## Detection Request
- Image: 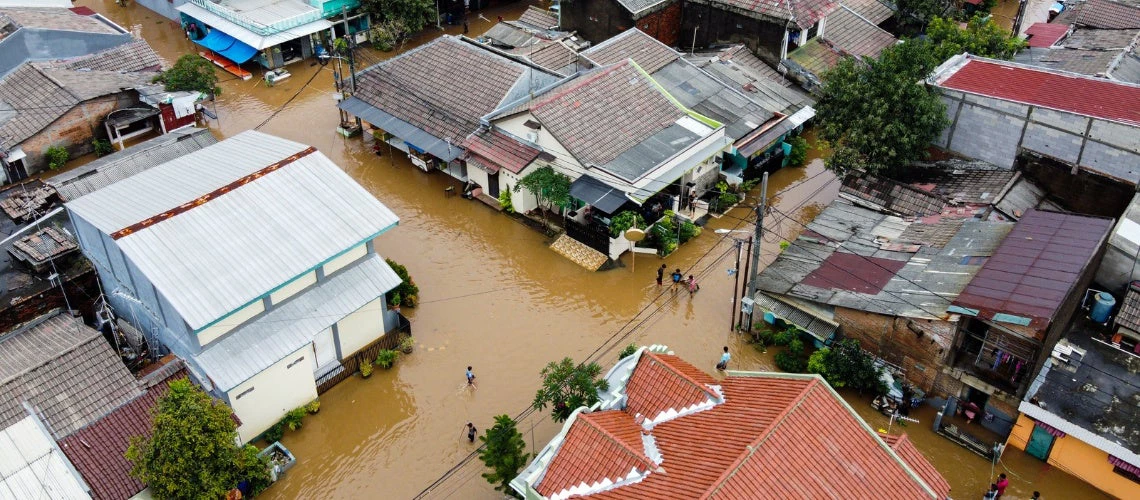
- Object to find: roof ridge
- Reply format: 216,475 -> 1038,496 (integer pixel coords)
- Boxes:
531,59 -> 635,112
579,412 -> 654,469
640,351 -> 720,401
698,378 -> 820,499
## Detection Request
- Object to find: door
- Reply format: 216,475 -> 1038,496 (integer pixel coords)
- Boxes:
311,328 -> 338,376
1025,425 -> 1055,461
488,172 -> 500,198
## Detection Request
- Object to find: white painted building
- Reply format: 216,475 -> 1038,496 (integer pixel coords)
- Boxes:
66,131 -> 404,442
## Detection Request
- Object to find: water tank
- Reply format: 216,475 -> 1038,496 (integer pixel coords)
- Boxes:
1091,292 -> 1116,323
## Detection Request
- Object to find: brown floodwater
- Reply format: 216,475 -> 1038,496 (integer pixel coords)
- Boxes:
76,1 -> 1106,498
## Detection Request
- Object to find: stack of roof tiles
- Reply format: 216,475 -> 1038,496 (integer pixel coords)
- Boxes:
528,351 -> 950,499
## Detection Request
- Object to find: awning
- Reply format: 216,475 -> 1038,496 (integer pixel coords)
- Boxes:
338,96 -> 462,161
193,29 -> 258,64
177,2 -> 333,51
571,175 -> 628,215
754,293 -> 839,343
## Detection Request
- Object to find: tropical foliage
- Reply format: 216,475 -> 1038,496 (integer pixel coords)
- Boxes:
927,15 -> 1026,61
807,339 -> 889,394
153,54 -> 219,95
479,415 -> 529,497
385,258 -> 419,307
533,357 -> 609,422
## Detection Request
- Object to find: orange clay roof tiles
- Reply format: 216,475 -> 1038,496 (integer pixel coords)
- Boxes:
625,352 -> 720,422
884,434 -> 953,499
533,354 -> 948,499
535,410 -> 655,497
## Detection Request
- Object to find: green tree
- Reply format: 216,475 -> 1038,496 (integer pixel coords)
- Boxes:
785,136 -> 809,167
807,339 -> 889,394
516,166 -> 572,227
927,15 -> 1026,61
609,210 -> 645,238
153,54 -> 220,96
533,357 -> 609,422
895,0 -> 951,30
385,257 -> 419,307
479,414 -> 529,496
816,39 -> 948,176
126,379 -> 269,499
362,0 -> 435,40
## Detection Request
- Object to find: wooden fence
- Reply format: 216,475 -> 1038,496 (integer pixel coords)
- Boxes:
316,313 -> 412,394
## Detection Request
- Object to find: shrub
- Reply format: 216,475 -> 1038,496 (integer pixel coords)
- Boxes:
390,292 -> 402,307
786,136 -> 809,167
661,239 -> 678,256
385,258 -> 419,307
282,408 -> 306,431
360,360 -> 373,378
305,399 -> 320,414
618,344 -> 638,361
498,189 -> 514,213
718,191 -> 740,209
807,339 -> 887,394
153,54 -> 220,95
92,139 -> 113,157
610,210 -> 645,238
779,240 -> 791,251
398,335 -> 415,353
235,444 -> 272,496
775,339 -> 808,372
264,423 -> 285,443
375,349 -> 399,369
533,358 -> 608,422
678,220 -> 701,243
44,146 -> 68,170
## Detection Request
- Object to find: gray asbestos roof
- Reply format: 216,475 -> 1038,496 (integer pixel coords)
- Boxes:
0,8 -> 131,78
1014,27 -> 1140,83
756,199 -> 1014,319
47,127 -> 218,201
581,29 -> 680,74
196,254 -> 401,391
66,131 -> 400,330
616,0 -> 672,16
0,312 -> 142,438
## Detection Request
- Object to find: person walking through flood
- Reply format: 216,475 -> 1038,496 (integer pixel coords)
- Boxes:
687,275 -> 700,295
656,264 -> 666,286
716,346 -> 730,370
670,269 -> 683,292
465,422 -> 477,443
466,366 -> 476,388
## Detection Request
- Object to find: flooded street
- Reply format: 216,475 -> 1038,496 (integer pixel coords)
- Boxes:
76,1 -> 1105,498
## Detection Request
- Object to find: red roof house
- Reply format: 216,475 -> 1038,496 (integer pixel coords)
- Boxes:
512,348 -> 951,499
1024,23 -> 1070,47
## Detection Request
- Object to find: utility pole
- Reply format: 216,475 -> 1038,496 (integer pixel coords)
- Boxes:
729,239 -> 743,332
746,172 -> 768,331
739,235 -> 753,330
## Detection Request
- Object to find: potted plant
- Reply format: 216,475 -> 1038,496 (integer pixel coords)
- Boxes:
305,399 -> 320,414
398,334 -> 415,354
360,359 -> 374,378
282,408 -> 305,431
375,349 -> 398,369
389,292 -> 401,313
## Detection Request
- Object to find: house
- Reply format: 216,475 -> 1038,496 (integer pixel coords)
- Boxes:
476,8 -> 590,76
339,35 -> 562,182
511,346 -> 951,499
754,196 -> 1015,396
685,45 -> 816,118
175,0 -> 370,74
1007,318 -> 1140,498
927,54 -> 1140,214
941,209 -> 1113,422
0,311 -> 143,440
1015,24 -> 1140,84
782,3 -> 897,91
682,0 -> 840,64
65,130 -> 407,443
1095,194 -> 1140,293
0,7 -> 165,181
483,58 -> 729,264
58,360 -> 191,500
0,412 -> 91,499
558,0 -> 683,46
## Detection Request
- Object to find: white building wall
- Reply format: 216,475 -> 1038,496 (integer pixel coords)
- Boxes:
468,165 -> 491,193
229,345 -> 318,443
270,270 -> 317,305
323,244 -> 367,276
197,300 -> 266,346
336,296 -> 387,357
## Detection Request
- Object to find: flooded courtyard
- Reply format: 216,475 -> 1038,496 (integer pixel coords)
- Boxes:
75,1 -> 1108,498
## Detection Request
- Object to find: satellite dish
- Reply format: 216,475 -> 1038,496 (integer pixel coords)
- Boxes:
625,228 -> 646,242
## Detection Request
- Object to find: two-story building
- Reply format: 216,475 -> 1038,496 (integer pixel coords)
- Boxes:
66,130 -> 406,442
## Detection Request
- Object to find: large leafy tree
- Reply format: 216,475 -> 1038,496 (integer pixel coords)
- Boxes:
807,339 -> 888,394
126,379 -> 270,499
479,415 -> 529,496
533,357 -> 609,422
816,39 -> 949,176
153,54 -> 220,96
927,15 -> 1026,61
516,166 -> 572,226
362,0 -> 435,35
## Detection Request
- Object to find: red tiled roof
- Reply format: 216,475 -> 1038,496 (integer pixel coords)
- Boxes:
462,129 -> 543,174
535,355 -> 947,499
1025,23 -> 1069,47
952,209 -> 1113,330
59,369 -> 189,500
802,252 -> 907,294
884,434 -> 953,499
625,352 -> 719,422
937,58 -> 1140,126
536,410 -> 655,497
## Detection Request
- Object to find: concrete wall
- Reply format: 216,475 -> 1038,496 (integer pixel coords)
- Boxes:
636,2 -> 683,47
937,89 -> 1140,185
270,270 -> 318,305
680,4 -> 787,64
833,307 -> 956,393
1017,154 -> 1134,219
196,300 -> 265,346
1007,414 -> 1139,499
19,93 -> 138,176
136,0 -> 187,21
561,0 -> 636,44
336,296 -> 387,356
323,243 -> 367,276
228,345 -> 318,443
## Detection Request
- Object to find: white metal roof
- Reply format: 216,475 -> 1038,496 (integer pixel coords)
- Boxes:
195,254 -> 402,391
0,416 -> 90,500
66,131 -> 400,330
176,2 -> 333,51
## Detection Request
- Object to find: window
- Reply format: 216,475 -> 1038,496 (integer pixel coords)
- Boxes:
235,387 -> 255,399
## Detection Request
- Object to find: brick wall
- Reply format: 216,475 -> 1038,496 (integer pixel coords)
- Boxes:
18,93 -> 138,175
681,3 -> 786,63
834,307 -> 957,393
636,2 -> 682,47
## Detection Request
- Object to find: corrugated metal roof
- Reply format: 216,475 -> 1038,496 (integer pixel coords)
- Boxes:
0,416 -> 90,500
953,209 -> 1114,329
47,128 -> 218,201
195,254 -> 401,391
66,131 -> 399,330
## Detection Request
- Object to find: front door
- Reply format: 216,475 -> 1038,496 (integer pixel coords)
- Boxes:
488,172 -> 500,198
1025,425 -> 1055,461
311,328 -> 338,376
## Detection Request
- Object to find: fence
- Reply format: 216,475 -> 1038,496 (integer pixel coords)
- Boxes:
316,313 -> 412,393
565,219 -> 611,255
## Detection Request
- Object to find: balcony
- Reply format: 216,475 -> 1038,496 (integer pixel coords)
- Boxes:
188,0 -> 323,36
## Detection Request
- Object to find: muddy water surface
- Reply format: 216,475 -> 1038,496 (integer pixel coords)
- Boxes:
77,2 -> 1106,498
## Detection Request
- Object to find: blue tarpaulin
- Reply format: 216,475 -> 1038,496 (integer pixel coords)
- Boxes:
193,30 -> 258,64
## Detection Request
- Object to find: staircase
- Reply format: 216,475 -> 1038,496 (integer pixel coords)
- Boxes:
550,234 -> 608,271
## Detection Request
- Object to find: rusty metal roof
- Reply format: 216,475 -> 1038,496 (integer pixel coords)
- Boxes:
952,209 -> 1114,329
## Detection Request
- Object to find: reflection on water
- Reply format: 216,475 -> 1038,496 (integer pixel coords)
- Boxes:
74,1 -> 1107,498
